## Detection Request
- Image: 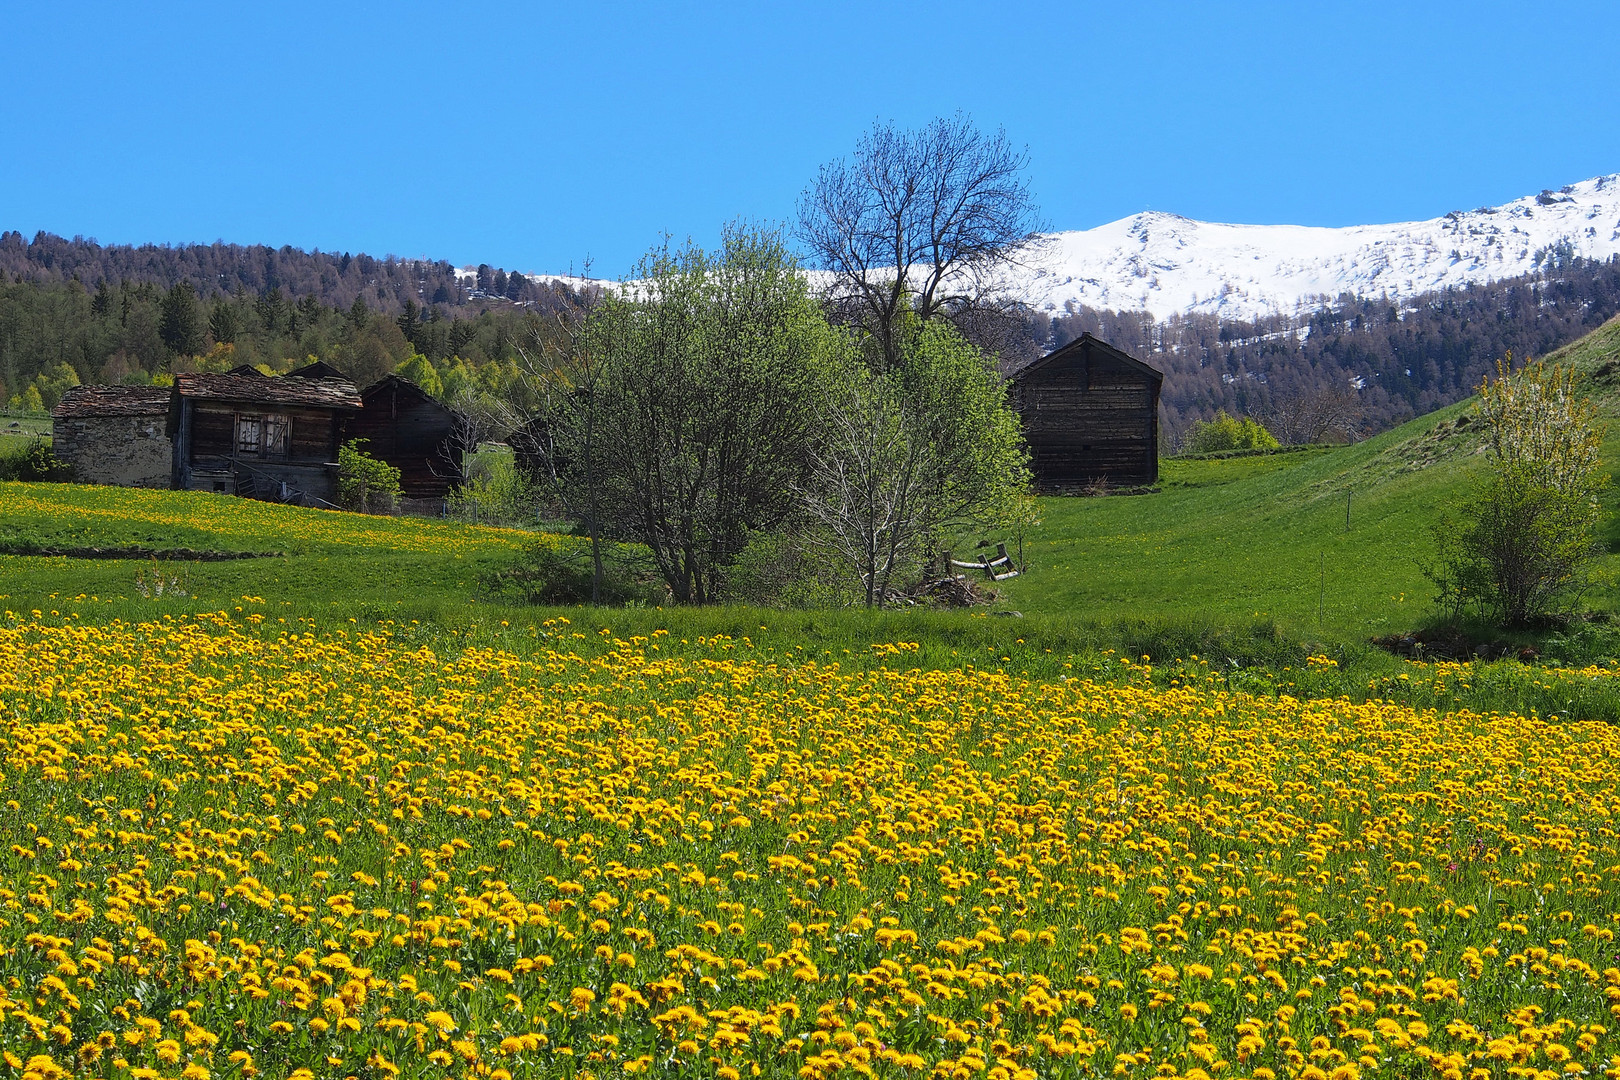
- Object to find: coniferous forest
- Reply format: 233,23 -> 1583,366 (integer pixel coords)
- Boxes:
4,228 -> 1619,442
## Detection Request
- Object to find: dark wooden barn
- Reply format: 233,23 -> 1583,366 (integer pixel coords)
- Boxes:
169,370 -> 363,503
350,375 -> 464,500
1007,333 -> 1163,489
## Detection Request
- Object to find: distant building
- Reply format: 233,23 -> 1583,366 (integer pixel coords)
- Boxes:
347,374 -> 464,502
170,371 -> 364,502
49,369 -> 464,509
1007,334 -> 1163,489
51,386 -> 174,488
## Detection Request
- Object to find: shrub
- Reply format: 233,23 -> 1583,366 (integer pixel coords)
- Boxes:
337,439 -> 403,514
483,538 -> 665,606
723,529 -> 858,608
1183,411 -> 1280,454
447,450 -> 540,527
1426,359 -> 1605,627
0,440 -> 71,482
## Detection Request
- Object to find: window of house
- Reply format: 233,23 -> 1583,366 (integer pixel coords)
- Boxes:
263,414 -> 289,455
237,415 -> 261,454
237,413 -> 291,455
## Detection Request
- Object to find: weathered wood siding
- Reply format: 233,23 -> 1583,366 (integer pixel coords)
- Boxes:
177,401 -> 345,502
349,379 -> 461,499
1010,337 -> 1161,488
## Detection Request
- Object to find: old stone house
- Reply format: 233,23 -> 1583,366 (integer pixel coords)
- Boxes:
50,386 -> 175,488
51,369 -> 464,508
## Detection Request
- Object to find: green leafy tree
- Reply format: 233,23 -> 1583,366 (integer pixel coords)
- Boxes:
1428,359 -> 1606,627
13,384 -> 44,413
797,318 -> 1031,605
394,354 -> 443,398
337,439 -> 403,514
553,225 -> 840,604
31,362 -> 81,411
1184,410 -> 1280,453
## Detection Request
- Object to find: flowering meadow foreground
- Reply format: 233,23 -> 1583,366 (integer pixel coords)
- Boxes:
1,613 -> 1618,1080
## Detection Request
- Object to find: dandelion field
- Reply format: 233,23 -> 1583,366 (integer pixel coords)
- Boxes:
3,610 -> 1620,1080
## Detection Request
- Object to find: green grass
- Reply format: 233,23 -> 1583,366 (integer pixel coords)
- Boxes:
995,315 -> 1620,642
0,409 -> 50,441
0,481 -> 537,623
6,316 -> 1620,720
995,404 -> 1483,640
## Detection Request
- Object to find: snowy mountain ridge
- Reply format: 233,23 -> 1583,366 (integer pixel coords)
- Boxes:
1006,174 -> 1620,321
465,174 -> 1620,323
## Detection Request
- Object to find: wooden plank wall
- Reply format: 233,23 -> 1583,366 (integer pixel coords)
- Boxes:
348,389 -> 460,499
187,404 -> 340,464
1014,352 -> 1159,486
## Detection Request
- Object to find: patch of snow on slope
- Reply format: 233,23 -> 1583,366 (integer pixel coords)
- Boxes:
455,175 -> 1620,322
1003,174 -> 1620,320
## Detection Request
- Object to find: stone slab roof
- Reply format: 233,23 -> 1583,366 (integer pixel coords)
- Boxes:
174,372 -> 362,410
51,385 -> 174,419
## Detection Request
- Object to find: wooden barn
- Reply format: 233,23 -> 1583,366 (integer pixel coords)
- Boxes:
1007,333 -> 1163,489
169,370 -> 363,503
349,374 -> 464,500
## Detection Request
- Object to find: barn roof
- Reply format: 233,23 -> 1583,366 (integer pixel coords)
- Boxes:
1006,332 -> 1163,384
52,385 -> 173,419
174,371 -> 363,409
286,360 -> 347,380
360,373 -> 456,415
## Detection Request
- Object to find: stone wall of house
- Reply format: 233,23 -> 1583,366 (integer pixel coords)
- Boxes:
52,414 -> 173,487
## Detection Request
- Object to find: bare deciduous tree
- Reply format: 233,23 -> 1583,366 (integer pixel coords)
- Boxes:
445,385 -> 521,482
1264,381 -> 1365,445
513,290 -> 612,602
796,372 -> 936,607
797,113 -> 1042,370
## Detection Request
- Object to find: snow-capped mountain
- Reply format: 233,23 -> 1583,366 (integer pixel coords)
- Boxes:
1007,174 -> 1620,321
466,175 -> 1620,323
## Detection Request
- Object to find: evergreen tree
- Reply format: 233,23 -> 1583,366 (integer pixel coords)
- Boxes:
396,299 -> 421,349
448,319 -> 475,357
209,301 -> 239,345
158,283 -> 203,357
256,287 -> 285,336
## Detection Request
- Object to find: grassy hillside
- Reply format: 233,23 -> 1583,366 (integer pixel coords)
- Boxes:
1000,315 -> 1620,641
0,482 -> 535,622
1,316 -> 1619,719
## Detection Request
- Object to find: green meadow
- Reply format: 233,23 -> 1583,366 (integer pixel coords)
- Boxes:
4,316 -> 1620,720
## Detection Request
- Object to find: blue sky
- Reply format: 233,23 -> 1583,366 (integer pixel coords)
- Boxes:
2,1 -> 1617,278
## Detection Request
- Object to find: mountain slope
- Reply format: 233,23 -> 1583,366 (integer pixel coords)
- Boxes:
999,314 -> 1620,640
1007,174 -> 1620,320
